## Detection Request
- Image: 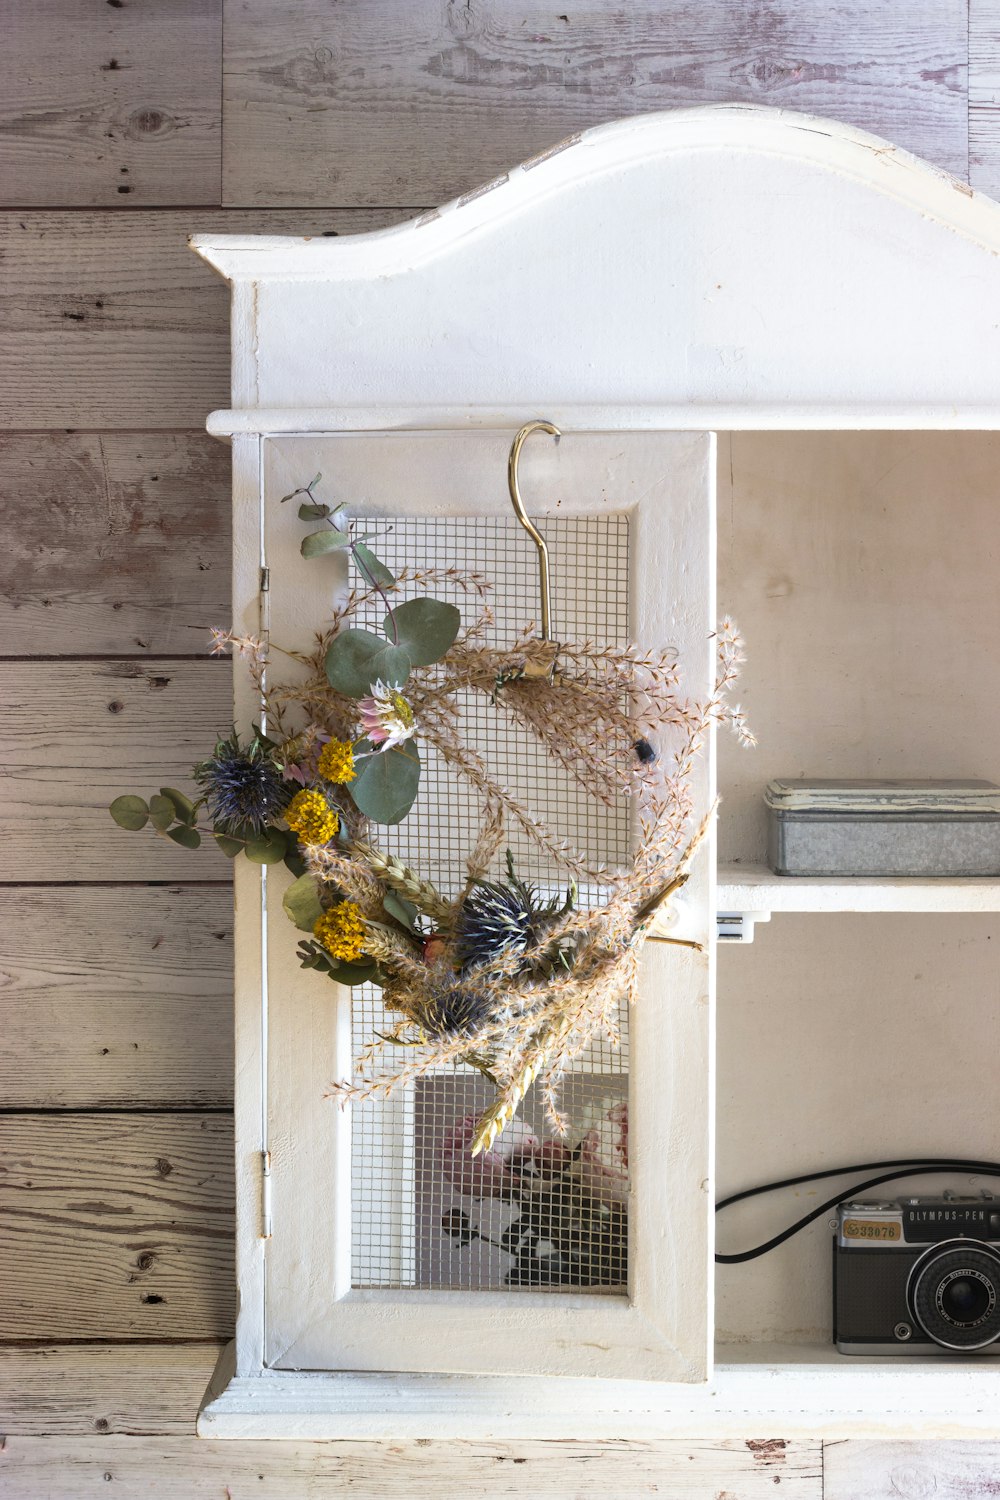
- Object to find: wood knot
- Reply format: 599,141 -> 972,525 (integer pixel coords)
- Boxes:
126,108 -> 172,139
445,0 -> 484,37
154,1156 -> 173,1178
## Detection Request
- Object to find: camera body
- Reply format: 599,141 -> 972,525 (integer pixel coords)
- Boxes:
834,1195 -> 1000,1354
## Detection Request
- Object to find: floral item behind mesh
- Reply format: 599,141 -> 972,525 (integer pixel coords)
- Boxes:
439,1103 -> 627,1287
110,471 -> 753,1154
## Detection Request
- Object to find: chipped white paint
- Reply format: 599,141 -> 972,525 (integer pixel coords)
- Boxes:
195,106 -> 1000,1437
193,106 -> 1000,432
255,430 -> 715,1386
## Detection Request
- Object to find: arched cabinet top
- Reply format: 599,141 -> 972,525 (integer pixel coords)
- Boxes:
192,105 -> 1000,431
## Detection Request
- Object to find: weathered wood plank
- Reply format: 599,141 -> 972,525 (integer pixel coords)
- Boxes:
824,1439 -> 1000,1498
0,433 -> 229,655
0,209 -> 408,429
2,0 -> 222,207
0,886 -> 232,1108
0,1344 -> 219,1435
0,1434 -> 822,1497
0,1115 -> 233,1341
0,658 -> 232,881
970,0 -> 1000,197
222,0 -> 967,208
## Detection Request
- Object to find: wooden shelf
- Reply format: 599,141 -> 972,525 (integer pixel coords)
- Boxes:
717,864 -> 1000,914
198,1340 -> 1000,1439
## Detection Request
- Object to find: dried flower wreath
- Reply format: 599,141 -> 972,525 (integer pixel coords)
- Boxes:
111,428 -> 752,1156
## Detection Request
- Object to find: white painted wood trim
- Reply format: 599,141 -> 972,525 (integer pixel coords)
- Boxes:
231,433 -> 267,1377
256,429 -> 715,1385
718,865 -> 1000,914
206,405 -> 1000,438
198,1340 -> 1000,1441
191,105 -> 1000,426
190,105 -> 1000,281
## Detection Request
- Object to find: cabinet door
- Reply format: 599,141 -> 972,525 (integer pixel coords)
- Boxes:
246,427 -> 716,1382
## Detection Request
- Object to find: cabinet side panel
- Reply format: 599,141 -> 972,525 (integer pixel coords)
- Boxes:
230,434 -> 267,1376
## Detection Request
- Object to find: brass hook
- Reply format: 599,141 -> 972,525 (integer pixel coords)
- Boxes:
507,420 -> 561,642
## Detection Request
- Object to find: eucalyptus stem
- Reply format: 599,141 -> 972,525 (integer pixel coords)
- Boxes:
350,538 -> 399,645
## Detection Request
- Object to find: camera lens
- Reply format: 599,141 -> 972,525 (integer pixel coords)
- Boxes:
908,1243 -> 1000,1350
940,1276 -> 990,1323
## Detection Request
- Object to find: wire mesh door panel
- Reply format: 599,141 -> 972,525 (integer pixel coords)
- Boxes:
260,430 -> 715,1382
348,514 -> 630,1293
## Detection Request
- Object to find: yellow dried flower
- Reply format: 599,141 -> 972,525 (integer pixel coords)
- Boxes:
285,789 -> 339,845
314,901 -> 367,963
318,738 -> 356,785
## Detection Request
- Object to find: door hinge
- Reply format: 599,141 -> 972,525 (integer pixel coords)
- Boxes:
260,1149 -> 272,1240
259,565 -> 270,593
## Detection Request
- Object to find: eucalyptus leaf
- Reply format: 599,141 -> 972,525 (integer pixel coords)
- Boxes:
147,793 -> 176,831
296,940 -> 332,973
326,958 -> 379,986
244,827 -> 289,864
354,543 -> 395,588
324,628 -> 386,698
282,872 -> 325,932
368,643 -> 411,690
160,786 -> 196,825
385,597 -> 461,665
298,502 -> 330,520
109,795 -> 148,831
301,528 -> 353,559
166,824 -> 201,850
351,739 -> 421,825
383,889 -> 419,932
284,844 -> 308,878
214,832 -> 244,858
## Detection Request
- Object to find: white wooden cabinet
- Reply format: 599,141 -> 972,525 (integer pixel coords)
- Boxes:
194,106 -> 1000,1438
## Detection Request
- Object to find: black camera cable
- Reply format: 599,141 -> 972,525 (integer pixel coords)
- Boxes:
715,1157 -> 1000,1264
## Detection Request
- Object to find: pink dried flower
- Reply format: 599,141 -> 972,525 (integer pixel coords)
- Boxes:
439,1115 -> 540,1199
358,680 -> 416,752
575,1099 -> 629,1206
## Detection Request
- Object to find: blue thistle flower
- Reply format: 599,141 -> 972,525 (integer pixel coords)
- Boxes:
420,983 -> 497,1039
194,730 -> 291,837
455,852 -> 578,978
455,852 -> 575,976
456,879 -> 533,974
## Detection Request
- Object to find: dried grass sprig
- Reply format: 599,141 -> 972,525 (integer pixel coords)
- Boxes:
222,529 -> 750,1147
352,843 -> 452,924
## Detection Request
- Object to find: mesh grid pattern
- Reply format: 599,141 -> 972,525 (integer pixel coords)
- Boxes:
349,514 -> 630,1292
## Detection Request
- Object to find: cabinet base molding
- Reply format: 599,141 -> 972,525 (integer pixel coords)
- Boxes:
198,1341 -> 1000,1440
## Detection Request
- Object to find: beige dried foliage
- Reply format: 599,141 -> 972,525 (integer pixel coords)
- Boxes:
217,557 -> 750,1145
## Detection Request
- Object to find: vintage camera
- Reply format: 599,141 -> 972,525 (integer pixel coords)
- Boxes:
834,1194 -> 1000,1353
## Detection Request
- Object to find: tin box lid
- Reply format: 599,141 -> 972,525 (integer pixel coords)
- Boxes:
764,778 -> 1000,815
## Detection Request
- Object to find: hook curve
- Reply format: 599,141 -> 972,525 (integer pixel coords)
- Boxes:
507,420 -> 561,641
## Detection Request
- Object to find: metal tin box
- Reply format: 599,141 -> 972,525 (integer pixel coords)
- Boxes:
765,779 -> 1000,877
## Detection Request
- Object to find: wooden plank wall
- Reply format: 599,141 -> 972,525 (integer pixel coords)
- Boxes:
2,3 -> 999,1495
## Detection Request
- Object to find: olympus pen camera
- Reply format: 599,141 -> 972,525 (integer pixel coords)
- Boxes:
834,1195 -> 1000,1353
